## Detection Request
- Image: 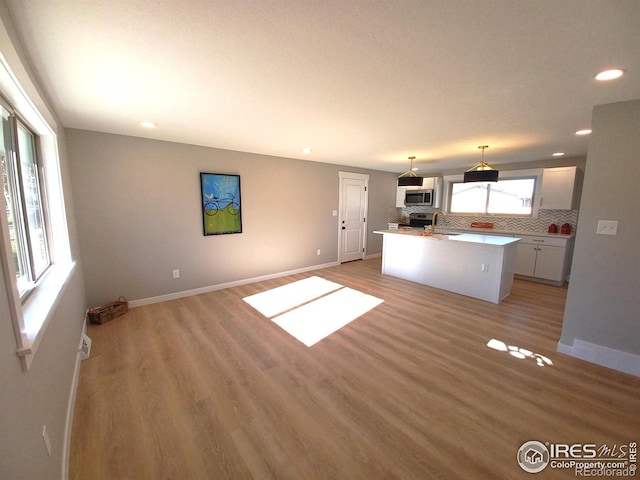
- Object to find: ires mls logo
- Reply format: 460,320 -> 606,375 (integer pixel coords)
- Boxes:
517,441 -> 550,473
517,440 -> 637,476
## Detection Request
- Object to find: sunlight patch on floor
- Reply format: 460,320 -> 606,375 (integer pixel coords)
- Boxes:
272,287 -> 384,347
487,338 -> 554,367
243,276 -> 383,347
243,276 -> 342,317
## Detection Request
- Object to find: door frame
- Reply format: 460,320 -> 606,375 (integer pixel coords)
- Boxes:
338,171 -> 369,263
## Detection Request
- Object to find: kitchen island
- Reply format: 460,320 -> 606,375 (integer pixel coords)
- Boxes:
374,229 -> 520,303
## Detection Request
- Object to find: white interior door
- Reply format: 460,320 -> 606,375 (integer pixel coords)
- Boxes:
339,172 -> 368,263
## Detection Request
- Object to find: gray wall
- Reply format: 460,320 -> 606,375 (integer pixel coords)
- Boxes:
0,6 -> 87,479
560,99 -> 640,355
0,268 -> 86,479
66,129 -> 397,307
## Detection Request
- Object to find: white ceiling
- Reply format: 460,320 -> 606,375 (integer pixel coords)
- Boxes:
6,0 -> 640,174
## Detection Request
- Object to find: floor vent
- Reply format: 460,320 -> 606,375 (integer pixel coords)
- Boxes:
79,333 -> 92,360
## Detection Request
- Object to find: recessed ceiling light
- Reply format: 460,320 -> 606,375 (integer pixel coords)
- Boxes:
138,121 -> 157,128
302,147 -> 312,154
576,129 -> 592,135
595,68 -> 625,81
552,152 -> 565,157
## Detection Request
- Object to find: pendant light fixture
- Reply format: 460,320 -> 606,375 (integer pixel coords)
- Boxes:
464,145 -> 499,183
398,156 -> 424,187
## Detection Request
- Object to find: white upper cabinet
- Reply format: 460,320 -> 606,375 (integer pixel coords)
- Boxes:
432,176 -> 443,208
421,177 -> 436,189
539,166 -> 581,210
395,186 -> 407,207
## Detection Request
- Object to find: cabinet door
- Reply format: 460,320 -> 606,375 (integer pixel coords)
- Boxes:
396,187 -> 407,207
515,243 -> 537,276
533,245 -> 566,281
432,177 -> 443,208
421,177 -> 435,189
540,166 -> 576,210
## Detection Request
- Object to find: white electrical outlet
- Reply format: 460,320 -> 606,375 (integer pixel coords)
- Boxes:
481,264 -> 489,272
596,220 -> 618,235
172,269 -> 180,279
42,425 -> 52,456
332,210 -> 338,216
316,249 -> 321,256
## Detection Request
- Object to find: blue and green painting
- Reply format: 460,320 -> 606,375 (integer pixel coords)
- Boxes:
200,173 -> 242,235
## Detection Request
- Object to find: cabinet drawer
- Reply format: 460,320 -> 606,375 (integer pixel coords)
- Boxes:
516,235 -> 568,247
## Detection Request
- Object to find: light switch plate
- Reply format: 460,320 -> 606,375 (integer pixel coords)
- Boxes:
596,220 -> 618,235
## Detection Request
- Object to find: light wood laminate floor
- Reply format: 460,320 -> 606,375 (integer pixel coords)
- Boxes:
70,258 -> 639,479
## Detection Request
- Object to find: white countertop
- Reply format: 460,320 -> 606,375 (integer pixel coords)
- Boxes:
448,233 -> 520,246
374,229 -> 520,246
433,226 -> 574,238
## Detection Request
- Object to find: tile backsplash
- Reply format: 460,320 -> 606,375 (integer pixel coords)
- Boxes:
389,206 -> 578,234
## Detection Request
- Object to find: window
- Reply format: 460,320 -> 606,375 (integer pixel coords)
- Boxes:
1,102 -> 51,299
0,54 -> 74,371
450,177 -> 536,215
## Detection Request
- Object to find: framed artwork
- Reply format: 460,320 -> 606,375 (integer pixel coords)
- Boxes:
200,173 -> 242,235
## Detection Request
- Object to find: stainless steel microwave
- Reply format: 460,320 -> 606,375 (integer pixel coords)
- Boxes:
404,189 -> 433,206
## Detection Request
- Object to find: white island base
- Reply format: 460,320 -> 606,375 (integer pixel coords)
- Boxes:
374,230 -> 520,304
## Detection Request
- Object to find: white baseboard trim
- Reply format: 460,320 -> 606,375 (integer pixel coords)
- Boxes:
129,261 -> 341,308
556,341 -> 573,356
557,339 -> 640,377
365,252 -> 382,260
62,320 -> 86,479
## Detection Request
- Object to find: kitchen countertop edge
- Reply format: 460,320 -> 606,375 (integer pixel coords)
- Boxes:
435,227 -> 574,238
387,225 -> 575,238
374,229 -> 521,247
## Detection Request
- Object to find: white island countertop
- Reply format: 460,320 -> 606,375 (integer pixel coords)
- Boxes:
433,226 -> 574,238
374,229 -> 520,303
374,229 -> 521,247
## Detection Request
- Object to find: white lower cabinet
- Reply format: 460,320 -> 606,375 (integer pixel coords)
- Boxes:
514,235 -> 573,284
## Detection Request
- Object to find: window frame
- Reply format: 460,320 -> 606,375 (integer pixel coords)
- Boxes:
443,168 -> 543,218
0,57 -> 75,371
3,109 -> 53,299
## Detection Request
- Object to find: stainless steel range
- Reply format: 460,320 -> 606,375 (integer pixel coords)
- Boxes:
402,212 -> 433,229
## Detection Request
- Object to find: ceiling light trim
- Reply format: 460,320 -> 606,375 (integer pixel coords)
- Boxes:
595,68 -> 626,81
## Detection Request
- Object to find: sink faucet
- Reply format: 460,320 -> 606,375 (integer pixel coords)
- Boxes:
431,210 -> 445,230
